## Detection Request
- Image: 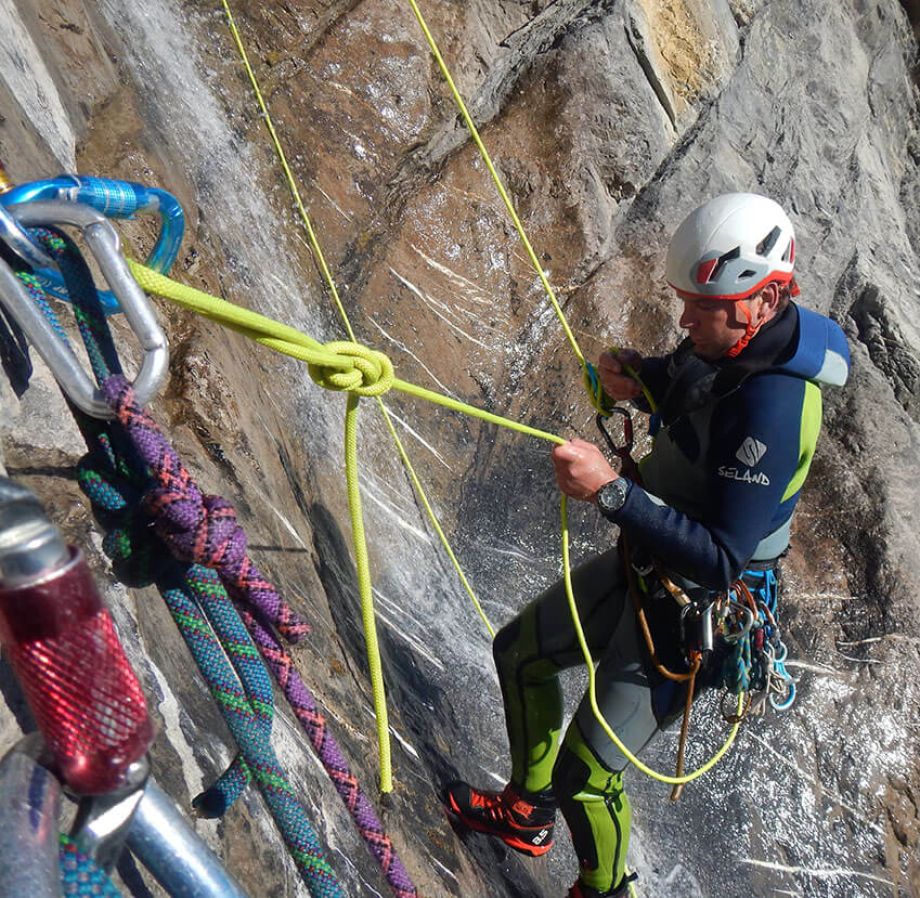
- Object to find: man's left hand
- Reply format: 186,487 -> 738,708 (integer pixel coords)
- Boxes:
551,439 -> 618,502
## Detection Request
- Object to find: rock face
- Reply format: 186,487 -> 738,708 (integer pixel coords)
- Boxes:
1,1 -> 919,897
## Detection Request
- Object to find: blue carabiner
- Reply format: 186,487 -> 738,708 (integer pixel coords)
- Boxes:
0,176 -> 184,315
768,641 -> 797,710
769,671 -> 796,711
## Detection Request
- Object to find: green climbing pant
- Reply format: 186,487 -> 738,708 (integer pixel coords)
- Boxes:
493,547 -> 683,893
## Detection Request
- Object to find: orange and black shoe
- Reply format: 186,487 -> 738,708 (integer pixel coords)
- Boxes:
443,781 -> 556,857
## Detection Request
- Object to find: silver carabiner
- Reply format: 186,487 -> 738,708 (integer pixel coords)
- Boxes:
0,735 -> 64,898
69,754 -> 251,897
719,602 -> 755,643
0,200 -> 168,418
0,202 -> 57,269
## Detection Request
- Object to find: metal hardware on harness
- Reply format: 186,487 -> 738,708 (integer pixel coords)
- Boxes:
0,200 -> 168,418
0,202 -> 57,269
716,593 -> 756,642
680,601 -> 714,661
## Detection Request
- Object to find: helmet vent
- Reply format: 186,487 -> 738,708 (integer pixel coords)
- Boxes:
739,269 -> 757,280
756,226 -> 781,256
782,238 -> 795,263
702,246 -> 740,284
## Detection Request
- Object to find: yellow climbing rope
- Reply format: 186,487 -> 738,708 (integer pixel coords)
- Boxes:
130,262 -> 742,789
211,0 -> 745,799
220,0 -> 504,789
405,0 -> 584,366
405,0 -> 643,418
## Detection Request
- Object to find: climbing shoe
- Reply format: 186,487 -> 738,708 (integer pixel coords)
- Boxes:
443,781 -> 556,857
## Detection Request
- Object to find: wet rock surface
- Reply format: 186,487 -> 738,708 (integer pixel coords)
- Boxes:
1,1 -> 919,896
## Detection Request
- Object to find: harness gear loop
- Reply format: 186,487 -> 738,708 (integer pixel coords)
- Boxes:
308,341 -> 395,397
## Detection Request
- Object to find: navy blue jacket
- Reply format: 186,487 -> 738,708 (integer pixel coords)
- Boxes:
609,302 -> 849,590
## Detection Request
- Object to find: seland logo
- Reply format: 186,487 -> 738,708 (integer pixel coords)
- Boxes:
718,466 -> 771,486
735,436 -> 767,467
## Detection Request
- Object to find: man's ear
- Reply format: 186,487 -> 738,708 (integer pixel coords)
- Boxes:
756,282 -> 781,322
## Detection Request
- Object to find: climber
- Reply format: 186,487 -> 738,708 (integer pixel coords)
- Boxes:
443,193 -> 850,898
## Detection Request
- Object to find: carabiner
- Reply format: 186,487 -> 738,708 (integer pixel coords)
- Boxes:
0,202 -> 57,269
0,175 -> 185,315
0,735 -> 63,898
596,405 -> 635,468
720,602 -> 755,642
0,200 -> 168,418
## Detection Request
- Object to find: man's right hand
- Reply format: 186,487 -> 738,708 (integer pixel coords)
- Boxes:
598,349 -> 643,401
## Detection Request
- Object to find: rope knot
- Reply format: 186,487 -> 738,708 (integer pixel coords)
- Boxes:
308,341 -> 394,397
146,487 -> 248,569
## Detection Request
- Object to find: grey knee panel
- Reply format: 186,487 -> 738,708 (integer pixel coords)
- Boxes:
573,607 -> 662,773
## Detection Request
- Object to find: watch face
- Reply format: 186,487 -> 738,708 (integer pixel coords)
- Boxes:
598,479 -> 626,513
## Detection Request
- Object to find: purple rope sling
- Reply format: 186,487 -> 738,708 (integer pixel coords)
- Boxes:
104,376 -> 417,898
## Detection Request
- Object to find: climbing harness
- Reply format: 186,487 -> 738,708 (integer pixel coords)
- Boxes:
0,200 -> 168,417
0,172 -> 184,314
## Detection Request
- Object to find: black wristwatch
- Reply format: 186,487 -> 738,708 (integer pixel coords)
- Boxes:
595,478 -> 630,519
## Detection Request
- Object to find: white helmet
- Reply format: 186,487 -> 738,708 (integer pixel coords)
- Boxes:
665,193 -> 795,300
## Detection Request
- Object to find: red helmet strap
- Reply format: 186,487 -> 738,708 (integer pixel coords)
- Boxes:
724,300 -> 762,359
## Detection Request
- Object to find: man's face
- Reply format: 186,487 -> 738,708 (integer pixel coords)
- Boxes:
677,293 -> 751,360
